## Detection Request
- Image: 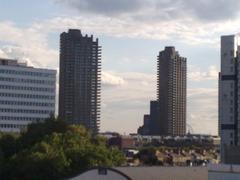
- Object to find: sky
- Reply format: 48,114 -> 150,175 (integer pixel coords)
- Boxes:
1,0 -> 240,135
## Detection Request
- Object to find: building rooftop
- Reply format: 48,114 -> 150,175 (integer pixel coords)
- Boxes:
0,58 -> 56,73
71,166 -> 208,180
0,58 -> 27,67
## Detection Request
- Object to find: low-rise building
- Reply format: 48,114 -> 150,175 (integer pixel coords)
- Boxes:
0,58 -> 56,132
108,135 -> 135,150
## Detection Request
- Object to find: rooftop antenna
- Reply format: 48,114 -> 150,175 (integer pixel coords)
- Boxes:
187,123 -> 194,134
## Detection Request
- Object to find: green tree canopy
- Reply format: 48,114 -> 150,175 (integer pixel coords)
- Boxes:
0,117 -> 125,180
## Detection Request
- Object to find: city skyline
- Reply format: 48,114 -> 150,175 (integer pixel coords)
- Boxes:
2,0 -> 239,135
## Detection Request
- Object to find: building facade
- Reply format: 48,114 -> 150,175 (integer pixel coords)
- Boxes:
0,58 -> 56,132
157,47 -> 187,135
138,47 -> 186,136
59,29 -> 101,133
219,35 -> 240,163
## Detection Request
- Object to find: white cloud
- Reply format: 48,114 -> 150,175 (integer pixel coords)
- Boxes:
54,0 -> 240,22
0,49 -> 8,58
49,0 -> 240,47
0,13 -> 238,53
189,65 -> 219,82
36,15 -> 240,46
102,71 -> 125,87
187,88 -> 218,135
0,22 -> 58,69
101,71 -> 218,135
101,71 -> 155,133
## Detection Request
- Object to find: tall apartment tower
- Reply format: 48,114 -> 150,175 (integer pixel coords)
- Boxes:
138,47 -> 186,136
219,35 -> 240,164
59,29 -> 101,133
156,47 -> 187,135
0,58 -> 56,132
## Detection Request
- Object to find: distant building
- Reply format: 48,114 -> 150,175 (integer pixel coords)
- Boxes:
0,58 -> 56,132
138,47 -> 186,136
137,114 -> 150,135
157,47 -> 186,135
219,35 -> 240,164
59,29 -> 101,134
108,135 -> 135,150
99,132 -> 120,139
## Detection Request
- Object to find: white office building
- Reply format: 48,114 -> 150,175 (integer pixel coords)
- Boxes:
0,58 -> 56,132
219,34 -> 240,163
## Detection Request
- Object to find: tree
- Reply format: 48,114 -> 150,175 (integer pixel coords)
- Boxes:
0,133 -> 19,159
1,117 -> 125,179
138,147 -> 161,165
18,116 -> 68,150
0,148 -> 3,175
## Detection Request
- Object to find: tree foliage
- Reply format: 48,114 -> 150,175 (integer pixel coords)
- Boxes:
138,147 -> 162,165
0,117 -> 125,179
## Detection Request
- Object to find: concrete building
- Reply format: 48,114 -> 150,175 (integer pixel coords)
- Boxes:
139,47 -> 186,136
59,29 -> 101,133
208,164 -> 240,180
156,47 -> 187,135
219,34 -> 240,163
137,114 -> 150,135
138,101 -> 161,135
0,58 -> 56,132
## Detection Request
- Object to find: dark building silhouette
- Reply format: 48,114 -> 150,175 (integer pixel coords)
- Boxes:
59,29 -> 101,133
138,47 -> 186,136
137,114 -> 151,135
149,101 -> 161,134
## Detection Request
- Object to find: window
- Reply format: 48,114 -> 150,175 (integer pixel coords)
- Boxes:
0,69 -> 54,77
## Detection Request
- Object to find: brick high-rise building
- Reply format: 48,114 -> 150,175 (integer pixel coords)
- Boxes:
59,29 -> 101,133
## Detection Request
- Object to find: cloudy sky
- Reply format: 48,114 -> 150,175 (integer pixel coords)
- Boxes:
1,0 -> 240,135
